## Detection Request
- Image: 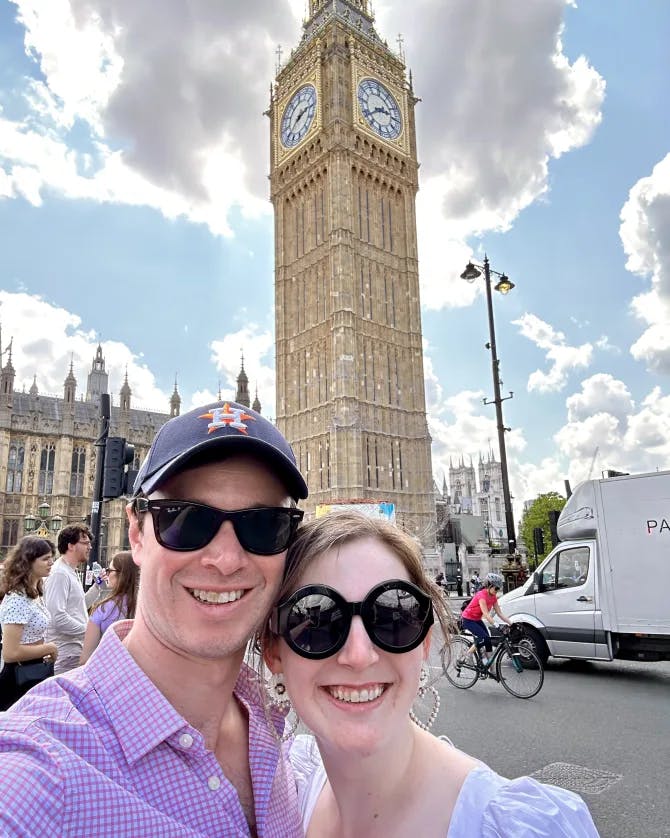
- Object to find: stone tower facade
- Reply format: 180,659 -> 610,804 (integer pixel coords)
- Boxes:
269,0 -> 436,544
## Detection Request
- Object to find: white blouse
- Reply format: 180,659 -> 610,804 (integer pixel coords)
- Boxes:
0,591 -> 50,645
289,734 -> 600,837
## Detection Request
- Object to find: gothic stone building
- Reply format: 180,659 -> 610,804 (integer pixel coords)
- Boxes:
0,344 -> 263,562
270,0 -> 436,549
0,344 -> 180,562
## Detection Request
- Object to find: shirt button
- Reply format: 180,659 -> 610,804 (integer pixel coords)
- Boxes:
179,733 -> 193,749
208,776 -> 221,791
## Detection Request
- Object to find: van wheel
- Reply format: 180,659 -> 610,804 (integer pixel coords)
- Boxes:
519,628 -> 549,667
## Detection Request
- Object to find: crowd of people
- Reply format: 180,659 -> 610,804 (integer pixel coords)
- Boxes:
0,400 -> 600,836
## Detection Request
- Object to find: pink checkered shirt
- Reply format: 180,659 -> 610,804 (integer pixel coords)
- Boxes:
0,621 -> 302,837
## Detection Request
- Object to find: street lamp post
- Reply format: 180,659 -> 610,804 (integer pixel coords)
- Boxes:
24,501 -> 63,537
461,256 -> 517,556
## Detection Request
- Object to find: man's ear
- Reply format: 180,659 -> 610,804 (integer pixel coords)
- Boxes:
126,503 -> 144,567
263,634 -> 284,675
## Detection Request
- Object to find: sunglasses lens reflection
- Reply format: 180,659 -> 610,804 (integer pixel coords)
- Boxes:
286,593 -> 343,656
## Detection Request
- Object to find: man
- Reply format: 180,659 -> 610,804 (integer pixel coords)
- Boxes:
44,522 -> 93,674
0,401 -> 308,837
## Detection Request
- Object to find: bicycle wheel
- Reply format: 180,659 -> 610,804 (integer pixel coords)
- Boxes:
496,646 -> 544,698
442,636 -> 479,689
424,636 -> 447,687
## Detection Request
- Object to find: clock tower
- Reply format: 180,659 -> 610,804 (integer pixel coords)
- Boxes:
270,0 -> 436,547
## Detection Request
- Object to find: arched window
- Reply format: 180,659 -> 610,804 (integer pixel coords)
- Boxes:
1,518 -> 19,552
38,444 -> 56,495
5,443 -> 25,493
70,446 -> 86,496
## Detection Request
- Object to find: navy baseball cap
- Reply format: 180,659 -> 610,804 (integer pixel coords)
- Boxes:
133,400 -> 308,500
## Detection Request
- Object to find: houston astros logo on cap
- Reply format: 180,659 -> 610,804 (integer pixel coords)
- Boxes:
198,403 -> 255,435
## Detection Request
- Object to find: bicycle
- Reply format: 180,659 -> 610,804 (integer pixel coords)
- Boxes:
441,624 -> 544,699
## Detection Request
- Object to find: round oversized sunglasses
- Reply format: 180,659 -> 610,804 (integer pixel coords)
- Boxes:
134,498 -> 304,556
271,579 -> 434,659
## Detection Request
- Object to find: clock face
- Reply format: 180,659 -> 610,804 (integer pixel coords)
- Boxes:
280,84 -> 317,148
357,78 -> 402,140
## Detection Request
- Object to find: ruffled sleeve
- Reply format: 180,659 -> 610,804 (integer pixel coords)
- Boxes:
288,734 -> 327,832
449,765 -> 600,837
0,593 -> 32,625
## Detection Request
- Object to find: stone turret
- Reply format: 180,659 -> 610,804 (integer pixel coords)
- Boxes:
235,353 -> 250,408
86,344 -> 109,404
252,386 -> 261,414
63,360 -> 77,404
170,377 -> 181,418
120,370 -> 131,412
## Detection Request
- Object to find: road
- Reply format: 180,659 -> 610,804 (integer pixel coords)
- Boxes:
428,642 -> 670,838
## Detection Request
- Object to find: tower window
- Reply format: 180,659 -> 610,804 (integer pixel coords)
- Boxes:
5,443 -> 24,493
70,446 -> 86,497
1,519 -> 19,553
38,444 -> 56,495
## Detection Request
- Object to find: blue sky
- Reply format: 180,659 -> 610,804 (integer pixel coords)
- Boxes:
0,0 -> 669,518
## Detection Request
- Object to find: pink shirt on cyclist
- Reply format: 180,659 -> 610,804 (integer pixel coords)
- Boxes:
462,588 -> 498,621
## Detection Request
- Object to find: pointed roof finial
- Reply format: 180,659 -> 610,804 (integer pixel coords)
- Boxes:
29,374 -> 38,396
217,378 -> 222,401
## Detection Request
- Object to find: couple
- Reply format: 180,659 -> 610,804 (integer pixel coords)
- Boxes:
0,401 -> 598,836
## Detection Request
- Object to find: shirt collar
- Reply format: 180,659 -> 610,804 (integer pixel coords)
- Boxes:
85,621 -> 278,766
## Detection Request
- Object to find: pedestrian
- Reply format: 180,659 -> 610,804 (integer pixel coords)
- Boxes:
262,511 -> 599,836
79,551 -> 139,664
0,400 -> 307,837
43,522 -> 93,674
0,536 -> 58,710
470,571 -> 481,593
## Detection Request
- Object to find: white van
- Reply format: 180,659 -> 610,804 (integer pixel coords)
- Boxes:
498,470 -> 670,664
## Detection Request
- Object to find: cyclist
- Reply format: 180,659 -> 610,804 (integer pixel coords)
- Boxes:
460,572 -> 512,666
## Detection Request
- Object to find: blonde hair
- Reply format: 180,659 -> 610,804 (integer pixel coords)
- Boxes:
260,510 -> 454,648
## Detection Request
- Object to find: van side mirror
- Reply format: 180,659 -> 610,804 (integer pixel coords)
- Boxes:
534,571 -> 544,593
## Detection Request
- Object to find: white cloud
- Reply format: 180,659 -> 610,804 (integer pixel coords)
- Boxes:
0,290 -> 169,410
513,312 -> 593,392
554,377 -> 670,484
209,326 -> 276,418
620,153 -> 670,373
378,0 -> 605,307
2,0 -> 603,272
565,373 -> 634,424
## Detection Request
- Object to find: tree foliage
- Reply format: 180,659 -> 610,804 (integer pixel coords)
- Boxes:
519,491 -> 567,569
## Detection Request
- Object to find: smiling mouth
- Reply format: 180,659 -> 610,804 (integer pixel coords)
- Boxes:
325,684 -> 388,704
187,588 -> 245,605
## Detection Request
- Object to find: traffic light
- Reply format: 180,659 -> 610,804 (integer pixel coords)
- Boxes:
103,437 -> 136,499
532,527 -> 545,556
548,509 -> 561,548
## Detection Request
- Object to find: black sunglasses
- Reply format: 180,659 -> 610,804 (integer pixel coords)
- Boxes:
271,579 -> 434,660
135,498 -> 304,555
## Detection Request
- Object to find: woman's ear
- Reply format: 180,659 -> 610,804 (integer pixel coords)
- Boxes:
263,634 -> 284,674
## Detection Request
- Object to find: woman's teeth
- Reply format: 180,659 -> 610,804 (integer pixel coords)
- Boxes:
190,589 -> 244,604
327,685 -> 385,703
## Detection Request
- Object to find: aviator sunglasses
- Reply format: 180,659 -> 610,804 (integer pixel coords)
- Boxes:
134,498 -> 304,555
271,579 -> 434,659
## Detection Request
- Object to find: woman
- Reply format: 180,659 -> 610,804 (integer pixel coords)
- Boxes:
262,511 -> 599,837
0,536 -> 58,710
461,572 -> 512,666
79,551 -> 138,664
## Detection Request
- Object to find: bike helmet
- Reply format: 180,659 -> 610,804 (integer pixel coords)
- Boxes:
485,572 -> 504,590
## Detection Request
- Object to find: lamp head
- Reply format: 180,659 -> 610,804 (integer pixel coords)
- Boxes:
495,274 -> 515,294
38,502 -> 50,521
460,262 -> 481,282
